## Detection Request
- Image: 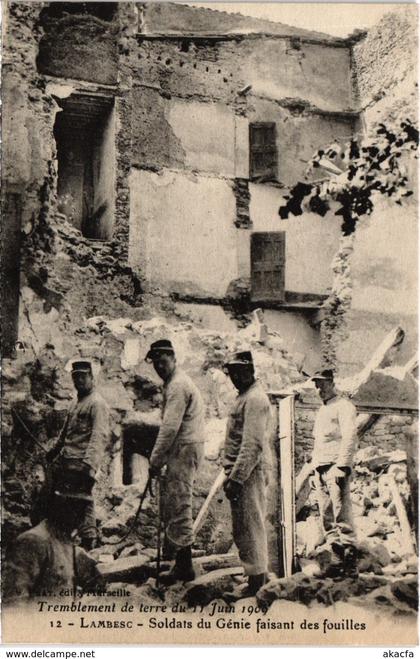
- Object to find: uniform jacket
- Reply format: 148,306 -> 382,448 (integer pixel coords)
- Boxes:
312,396 -> 358,468
3,520 -> 99,602
60,390 -> 110,474
224,381 -> 272,485
150,368 -> 205,469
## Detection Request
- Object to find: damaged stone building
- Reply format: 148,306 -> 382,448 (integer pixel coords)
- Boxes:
1,1 -> 418,624
3,2 -> 417,368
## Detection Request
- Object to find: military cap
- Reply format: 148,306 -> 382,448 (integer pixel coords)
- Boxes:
224,350 -> 254,368
71,360 -> 93,374
145,339 -> 175,362
311,368 -> 335,381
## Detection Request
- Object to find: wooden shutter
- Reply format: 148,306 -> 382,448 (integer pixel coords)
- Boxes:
249,122 -> 277,180
251,231 -> 285,302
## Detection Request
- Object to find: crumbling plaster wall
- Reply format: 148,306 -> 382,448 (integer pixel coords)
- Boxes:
332,7 -> 418,375
128,166 -> 342,299
92,105 -> 117,240
128,168 -> 238,297
128,32 -> 355,299
2,2 -> 59,232
336,201 -> 418,374
135,34 -> 353,112
247,183 -> 343,294
2,2 -> 62,354
352,5 -> 418,126
37,12 -> 119,85
247,96 -> 356,186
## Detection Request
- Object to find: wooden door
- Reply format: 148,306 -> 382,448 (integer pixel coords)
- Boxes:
251,231 -> 285,302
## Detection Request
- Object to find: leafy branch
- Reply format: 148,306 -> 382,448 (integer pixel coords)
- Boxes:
279,120 -> 419,235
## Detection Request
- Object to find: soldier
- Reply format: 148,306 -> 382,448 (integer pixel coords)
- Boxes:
4,489 -> 102,605
146,339 -> 205,583
223,351 -> 272,596
47,360 -> 110,550
310,369 -> 358,544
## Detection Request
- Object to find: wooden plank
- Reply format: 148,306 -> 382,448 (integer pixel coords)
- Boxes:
386,474 -> 416,555
97,555 -> 151,582
192,469 -> 226,535
278,395 -> 296,578
338,326 -> 405,395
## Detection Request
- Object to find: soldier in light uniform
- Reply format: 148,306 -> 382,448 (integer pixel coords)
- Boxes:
223,351 -> 272,596
310,369 -> 358,543
146,340 -> 205,583
47,360 -> 110,550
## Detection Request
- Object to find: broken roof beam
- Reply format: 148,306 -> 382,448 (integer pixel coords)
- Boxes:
338,326 -> 405,395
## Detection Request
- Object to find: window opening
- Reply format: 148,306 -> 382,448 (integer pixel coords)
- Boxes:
54,93 -> 115,240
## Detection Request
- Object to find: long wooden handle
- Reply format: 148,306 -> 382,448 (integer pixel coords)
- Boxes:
193,470 -> 226,535
386,473 -> 415,555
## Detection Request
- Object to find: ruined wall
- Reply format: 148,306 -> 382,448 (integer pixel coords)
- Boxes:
127,30 -> 355,299
336,200 -> 418,374
352,5 -> 418,126
141,2 -> 341,41
92,105 -> 117,240
333,7 -> 418,375
295,406 -> 416,472
135,35 -> 353,112
247,96 -> 355,186
128,168 -> 238,297
2,2 -> 60,354
37,11 -> 119,85
248,184 -> 343,294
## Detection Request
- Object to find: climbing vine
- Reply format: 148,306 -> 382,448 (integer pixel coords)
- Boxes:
279,120 -> 418,235
279,118 -> 418,370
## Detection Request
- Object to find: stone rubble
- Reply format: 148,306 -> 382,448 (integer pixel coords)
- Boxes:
2,213 -> 417,615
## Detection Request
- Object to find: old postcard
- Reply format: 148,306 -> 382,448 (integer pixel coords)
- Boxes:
1,0 -> 418,646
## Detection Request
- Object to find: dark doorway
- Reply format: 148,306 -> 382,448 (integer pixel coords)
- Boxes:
54,93 -> 115,240
122,423 -> 159,486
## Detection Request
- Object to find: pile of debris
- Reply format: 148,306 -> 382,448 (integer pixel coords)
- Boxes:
82,440 -> 417,618
2,308 -> 302,552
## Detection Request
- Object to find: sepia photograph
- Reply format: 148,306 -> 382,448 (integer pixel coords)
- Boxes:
1,0 -> 418,647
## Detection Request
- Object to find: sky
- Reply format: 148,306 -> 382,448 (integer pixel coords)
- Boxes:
186,2 -> 414,37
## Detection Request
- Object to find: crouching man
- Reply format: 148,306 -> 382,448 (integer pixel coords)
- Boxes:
4,489 -> 102,605
146,339 -> 205,583
223,351 -> 272,596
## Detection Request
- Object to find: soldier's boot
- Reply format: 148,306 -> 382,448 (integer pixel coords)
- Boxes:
247,573 -> 267,595
160,546 -> 196,585
224,573 -> 267,602
162,534 -> 177,561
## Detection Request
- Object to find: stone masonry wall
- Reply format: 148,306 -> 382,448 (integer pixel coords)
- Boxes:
295,406 -> 417,472
352,5 -> 418,126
